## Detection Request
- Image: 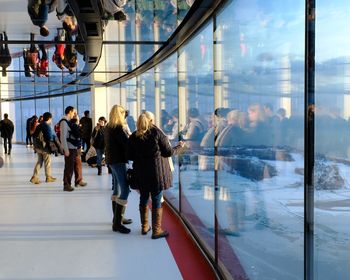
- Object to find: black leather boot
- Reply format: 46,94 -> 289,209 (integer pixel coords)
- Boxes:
112,203 -> 131,234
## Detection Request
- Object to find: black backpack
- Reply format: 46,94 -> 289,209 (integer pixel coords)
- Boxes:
59,119 -> 81,147
32,124 -> 46,151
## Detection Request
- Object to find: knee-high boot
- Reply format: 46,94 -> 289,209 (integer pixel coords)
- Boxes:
113,203 -> 131,234
151,207 -> 168,239
139,205 -> 151,235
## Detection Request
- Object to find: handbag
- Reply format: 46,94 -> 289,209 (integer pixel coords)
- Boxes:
126,168 -> 138,190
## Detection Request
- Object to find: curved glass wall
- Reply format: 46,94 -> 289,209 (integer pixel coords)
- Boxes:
314,0 -> 350,279
100,0 -> 308,279
1,0 -> 350,279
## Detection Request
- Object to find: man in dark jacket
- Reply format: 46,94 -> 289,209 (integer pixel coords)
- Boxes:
79,110 -> 92,157
30,112 -> 56,184
0,113 -> 14,155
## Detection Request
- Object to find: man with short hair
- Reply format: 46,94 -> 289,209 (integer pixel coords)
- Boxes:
0,113 -> 14,155
30,112 -> 56,184
60,106 -> 76,192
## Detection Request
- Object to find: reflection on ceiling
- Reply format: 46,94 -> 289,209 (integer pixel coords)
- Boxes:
0,0 -> 193,101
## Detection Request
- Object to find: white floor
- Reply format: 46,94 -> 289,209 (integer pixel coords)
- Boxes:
0,145 -> 183,280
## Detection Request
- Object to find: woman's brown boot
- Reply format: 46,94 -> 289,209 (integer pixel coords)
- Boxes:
151,207 -> 168,239
140,205 -> 151,235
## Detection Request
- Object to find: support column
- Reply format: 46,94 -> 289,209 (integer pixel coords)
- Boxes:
178,49 -> 187,133
154,21 -> 161,126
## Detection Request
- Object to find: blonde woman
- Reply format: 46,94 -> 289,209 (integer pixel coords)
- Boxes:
104,105 -> 132,234
128,111 -> 184,239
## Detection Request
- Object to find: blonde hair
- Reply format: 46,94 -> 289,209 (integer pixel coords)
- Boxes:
136,111 -> 154,138
108,105 -> 126,128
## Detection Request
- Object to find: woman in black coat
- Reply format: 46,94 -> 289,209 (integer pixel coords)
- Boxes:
91,116 -> 106,175
104,105 -> 132,234
128,111 -> 184,239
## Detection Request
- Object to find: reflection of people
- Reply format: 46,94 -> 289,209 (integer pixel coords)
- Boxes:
56,0 -> 78,34
166,109 -> 179,143
0,32 -> 12,77
23,33 -> 40,77
27,0 -> 56,37
180,108 -> 206,150
37,44 -> 49,77
127,111 -> 184,239
101,0 -> 127,21
0,114 -> 14,155
52,29 -> 65,70
63,32 -> 77,74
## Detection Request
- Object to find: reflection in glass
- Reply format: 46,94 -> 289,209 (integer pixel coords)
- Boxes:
314,1 -> 350,279
215,0 -> 305,279
178,21 -> 215,253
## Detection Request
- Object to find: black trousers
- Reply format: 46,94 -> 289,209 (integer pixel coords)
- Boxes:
3,137 -> 12,154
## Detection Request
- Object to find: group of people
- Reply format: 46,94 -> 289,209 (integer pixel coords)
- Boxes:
22,105 -> 184,239
102,106 -> 184,238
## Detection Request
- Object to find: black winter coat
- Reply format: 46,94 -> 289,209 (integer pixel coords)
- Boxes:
80,116 -> 92,139
104,125 -> 129,164
92,126 -> 105,150
127,126 -> 181,192
0,119 -> 14,138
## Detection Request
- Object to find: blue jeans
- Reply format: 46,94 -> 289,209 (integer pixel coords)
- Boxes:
140,190 -> 163,209
110,163 -> 130,201
96,148 -> 104,166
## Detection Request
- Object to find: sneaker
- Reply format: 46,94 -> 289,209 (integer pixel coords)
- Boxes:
75,181 -> 87,187
30,176 -> 41,184
63,185 -> 74,192
46,176 -> 56,183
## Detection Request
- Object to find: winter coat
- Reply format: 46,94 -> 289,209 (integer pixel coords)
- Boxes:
127,125 -> 181,192
80,116 -> 92,139
0,119 -> 14,138
104,124 -> 129,164
92,126 -> 105,150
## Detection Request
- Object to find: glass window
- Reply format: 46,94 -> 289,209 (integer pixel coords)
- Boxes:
215,1 -> 305,279
158,54 -> 180,209
139,69 -> 155,113
178,21 -> 215,252
49,97 -> 64,125
314,1 -> 350,279
35,98 -> 50,117
124,78 -> 137,132
77,91 -> 92,117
